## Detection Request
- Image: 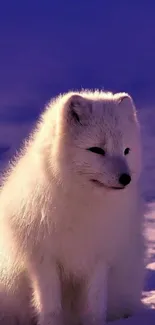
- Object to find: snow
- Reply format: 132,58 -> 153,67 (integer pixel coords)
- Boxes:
112,310 -> 155,325
0,104 -> 155,324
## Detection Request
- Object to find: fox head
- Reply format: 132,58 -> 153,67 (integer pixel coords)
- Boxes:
48,90 -> 141,192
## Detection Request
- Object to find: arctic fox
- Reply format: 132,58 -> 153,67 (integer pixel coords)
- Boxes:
0,90 -> 145,325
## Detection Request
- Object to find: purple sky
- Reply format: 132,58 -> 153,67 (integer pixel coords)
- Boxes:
0,1 -> 155,122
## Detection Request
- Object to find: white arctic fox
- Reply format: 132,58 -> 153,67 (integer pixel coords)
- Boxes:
0,90 -> 145,325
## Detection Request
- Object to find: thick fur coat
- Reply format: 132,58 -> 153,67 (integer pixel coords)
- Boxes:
0,90 -> 145,325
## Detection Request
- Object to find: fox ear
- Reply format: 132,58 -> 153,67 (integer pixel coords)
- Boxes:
66,94 -> 92,125
116,92 -> 138,122
117,93 -> 134,107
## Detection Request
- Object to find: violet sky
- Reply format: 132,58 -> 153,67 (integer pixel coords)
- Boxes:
0,0 -> 155,122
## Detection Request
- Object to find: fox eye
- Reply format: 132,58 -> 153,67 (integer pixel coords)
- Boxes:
124,147 -> 130,155
87,147 -> 105,156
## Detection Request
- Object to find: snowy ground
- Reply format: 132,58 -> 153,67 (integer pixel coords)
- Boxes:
0,104 -> 155,324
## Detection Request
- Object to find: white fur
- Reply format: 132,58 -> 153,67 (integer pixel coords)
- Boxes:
0,90 -> 145,325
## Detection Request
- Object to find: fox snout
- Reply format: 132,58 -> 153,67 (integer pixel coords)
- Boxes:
108,156 -> 131,187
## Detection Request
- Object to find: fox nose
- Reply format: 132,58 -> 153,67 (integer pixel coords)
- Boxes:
119,173 -> 131,186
